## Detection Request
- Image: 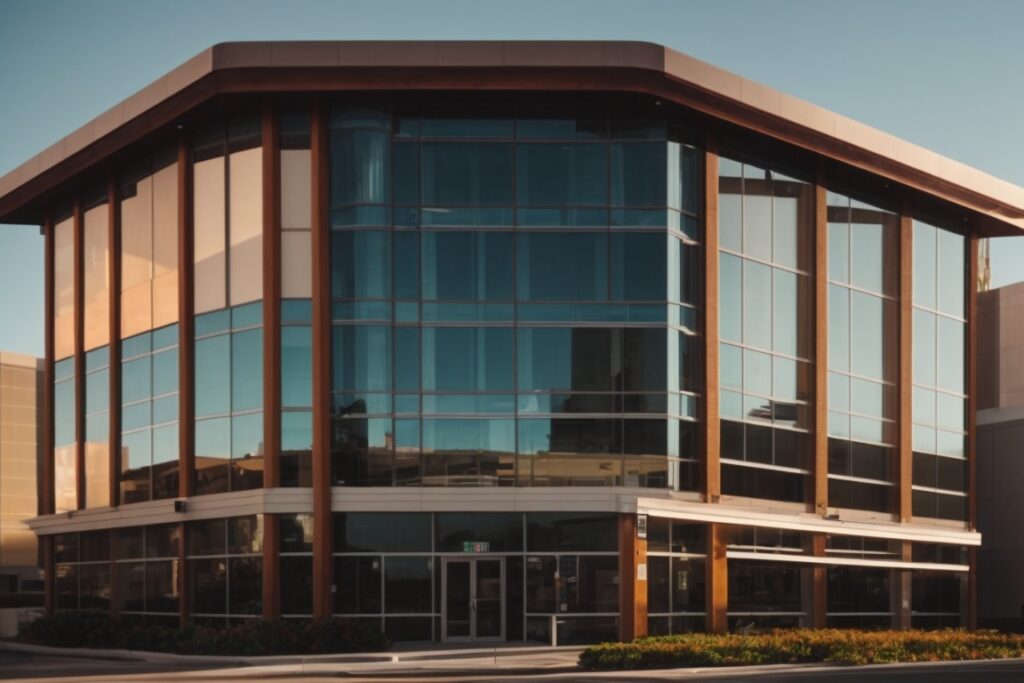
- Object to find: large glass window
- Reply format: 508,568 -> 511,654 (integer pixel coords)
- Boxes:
84,347 -> 110,508
114,525 -> 180,618
53,358 -> 76,513
82,190 -> 110,351
718,154 -> 813,504
53,532 -> 111,612
281,300 -> 312,487
912,220 -> 967,521
121,147 -> 179,338
193,117 -> 263,314
826,192 -> 898,513
326,95 -> 702,491
193,304 -> 263,495
280,112 -> 312,299
121,324 -> 179,504
53,212 -> 75,361
187,516 -> 263,620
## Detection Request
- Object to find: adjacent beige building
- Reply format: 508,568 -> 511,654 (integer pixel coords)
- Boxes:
0,351 -> 43,599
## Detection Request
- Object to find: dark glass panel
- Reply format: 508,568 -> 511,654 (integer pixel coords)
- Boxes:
228,516 -> 262,555
331,325 -> 391,392
194,417 -> 230,496
422,419 -> 515,486
516,233 -> 608,301
422,327 -> 513,392
611,142 -> 666,206
231,329 -> 263,412
517,143 -> 606,206
331,231 -> 391,299
189,558 -> 226,614
334,512 -> 432,553
610,232 -> 667,302
728,561 -> 804,613
526,512 -> 617,552
721,463 -> 806,503
421,142 -> 513,205
281,556 -> 313,615
517,327 -> 613,392
330,130 -> 389,207
671,557 -> 706,612
421,231 -> 513,301
187,518 -> 226,557
334,556 -> 382,614
912,572 -> 960,614
281,326 -> 312,408
228,557 -> 262,614
230,412 -> 264,492
79,564 -> 111,610
648,556 -> 670,613
828,478 -> 892,513
331,417 -> 393,486
385,556 -> 432,613
115,562 -> 143,612
194,335 -> 230,417
146,524 -> 180,558
435,512 -> 523,552
827,567 -> 890,614
145,560 -> 179,613
281,410 -> 313,487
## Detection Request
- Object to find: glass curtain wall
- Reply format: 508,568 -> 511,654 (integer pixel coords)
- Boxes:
718,154 -> 814,503
912,221 -> 968,521
114,524 -> 181,626
826,192 -> 898,512
279,514 -> 314,616
53,211 -> 76,513
120,325 -> 179,503
84,347 -> 110,508
646,519 -> 706,635
280,112 -> 313,486
53,532 -> 111,611
187,516 -> 263,624
328,95 -> 701,489
120,147 -> 179,338
194,304 -> 264,495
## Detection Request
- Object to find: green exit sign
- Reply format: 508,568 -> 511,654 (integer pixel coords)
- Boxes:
462,541 -> 490,553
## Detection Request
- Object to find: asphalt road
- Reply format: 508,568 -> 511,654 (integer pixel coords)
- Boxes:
4,650 -> 1024,682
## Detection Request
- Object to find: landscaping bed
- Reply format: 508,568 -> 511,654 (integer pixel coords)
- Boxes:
579,629 -> 1024,669
14,611 -> 389,656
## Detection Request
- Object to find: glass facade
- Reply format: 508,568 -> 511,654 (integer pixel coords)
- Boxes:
328,98 -> 701,489
826,192 -> 898,513
194,303 -> 264,495
718,154 -> 813,503
912,220 -> 968,521
121,324 -> 179,503
38,88 -> 980,638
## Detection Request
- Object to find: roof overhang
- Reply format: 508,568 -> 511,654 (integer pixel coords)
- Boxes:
2,40 -> 1023,235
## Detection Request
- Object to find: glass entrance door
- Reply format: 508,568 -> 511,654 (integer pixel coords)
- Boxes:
443,558 -> 504,641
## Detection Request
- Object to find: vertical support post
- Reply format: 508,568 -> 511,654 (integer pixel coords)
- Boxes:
811,533 -> 827,628
42,212 -> 55,615
73,198 -> 84,510
261,101 -> 282,620
107,176 -> 121,507
177,131 -> 194,629
618,513 -> 647,641
702,136 -> 720,503
967,235 -> 978,629
897,212 -> 913,522
311,98 -> 333,620
813,182 -> 828,516
706,522 -> 728,633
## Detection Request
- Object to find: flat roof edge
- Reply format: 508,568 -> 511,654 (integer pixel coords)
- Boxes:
2,40 -> 1023,233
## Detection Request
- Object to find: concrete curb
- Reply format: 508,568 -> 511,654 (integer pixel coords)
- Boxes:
0,640 -> 583,666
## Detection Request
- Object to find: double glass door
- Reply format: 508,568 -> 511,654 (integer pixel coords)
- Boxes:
443,557 -> 504,641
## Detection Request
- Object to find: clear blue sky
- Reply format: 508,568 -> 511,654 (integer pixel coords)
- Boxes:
2,0 -> 1023,357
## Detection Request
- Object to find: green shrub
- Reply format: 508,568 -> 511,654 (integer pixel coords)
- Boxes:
15,613 -> 389,656
579,629 -> 1024,670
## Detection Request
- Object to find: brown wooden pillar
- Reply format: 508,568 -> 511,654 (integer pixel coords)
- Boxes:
177,131 -> 194,629
618,513 -> 648,641
967,235 -> 979,629
310,98 -> 333,620
42,213 -> 55,615
811,534 -> 827,628
813,182 -> 828,516
107,177 -> 121,507
897,212 -> 913,522
73,197 -> 84,511
706,522 -> 728,632
702,136 -> 720,503
262,100 -> 282,619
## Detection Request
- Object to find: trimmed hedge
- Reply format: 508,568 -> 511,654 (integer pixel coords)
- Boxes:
15,612 -> 389,656
579,629 -> 1024,670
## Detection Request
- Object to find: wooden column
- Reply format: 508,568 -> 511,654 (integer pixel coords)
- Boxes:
618,513 -> 648,641
897,213 -> 913,522
42,213 -> 55,615
967,235 -> 979,629
73,198 -> 84,511
261,102 -> 282,620
702,137 -> 720,503
813,183 -> 829,516
811,533 -> 827,628
107,177 -> 121,507
177,132 -> 194,629
311,99 -> 333,620
706,522 -> 728,632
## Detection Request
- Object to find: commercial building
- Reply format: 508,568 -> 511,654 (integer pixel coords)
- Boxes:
977,282 -> 1024,631
0,352 -> 43,601
0,41 -> 1017,643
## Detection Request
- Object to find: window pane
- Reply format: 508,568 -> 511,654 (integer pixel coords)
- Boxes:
719,254 -> 741,342
913,221 -> 936,309
517,327 -> 613,392
331,130 -> 389,207
195,335 -> 230,417
421,142 -> 513,205
335,512 -> 432,553
517,232 -> 607,301
517,143 -> 606,206
850,291 -> 884,380
913,309 -> 936,387
937,228 -> 965,317
332,326 -> 391,391
937,317 -> 965,394
742,260 -> 771,349
611,232 -> 666,302
611,142 -> 665,206
228,146 -> 263,306
282,326 -> 312,408
422,327 -> 514,392
231,329 -> 263,412
331,231 -> 391,299
385,557 -> 432,613
421,231 -> 513,301
850,220 -> 884,293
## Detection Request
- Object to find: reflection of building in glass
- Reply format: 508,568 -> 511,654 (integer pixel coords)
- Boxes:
0,41 -> 1013,642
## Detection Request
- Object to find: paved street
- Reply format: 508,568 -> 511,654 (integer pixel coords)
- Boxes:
4,649 -> 1024,683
